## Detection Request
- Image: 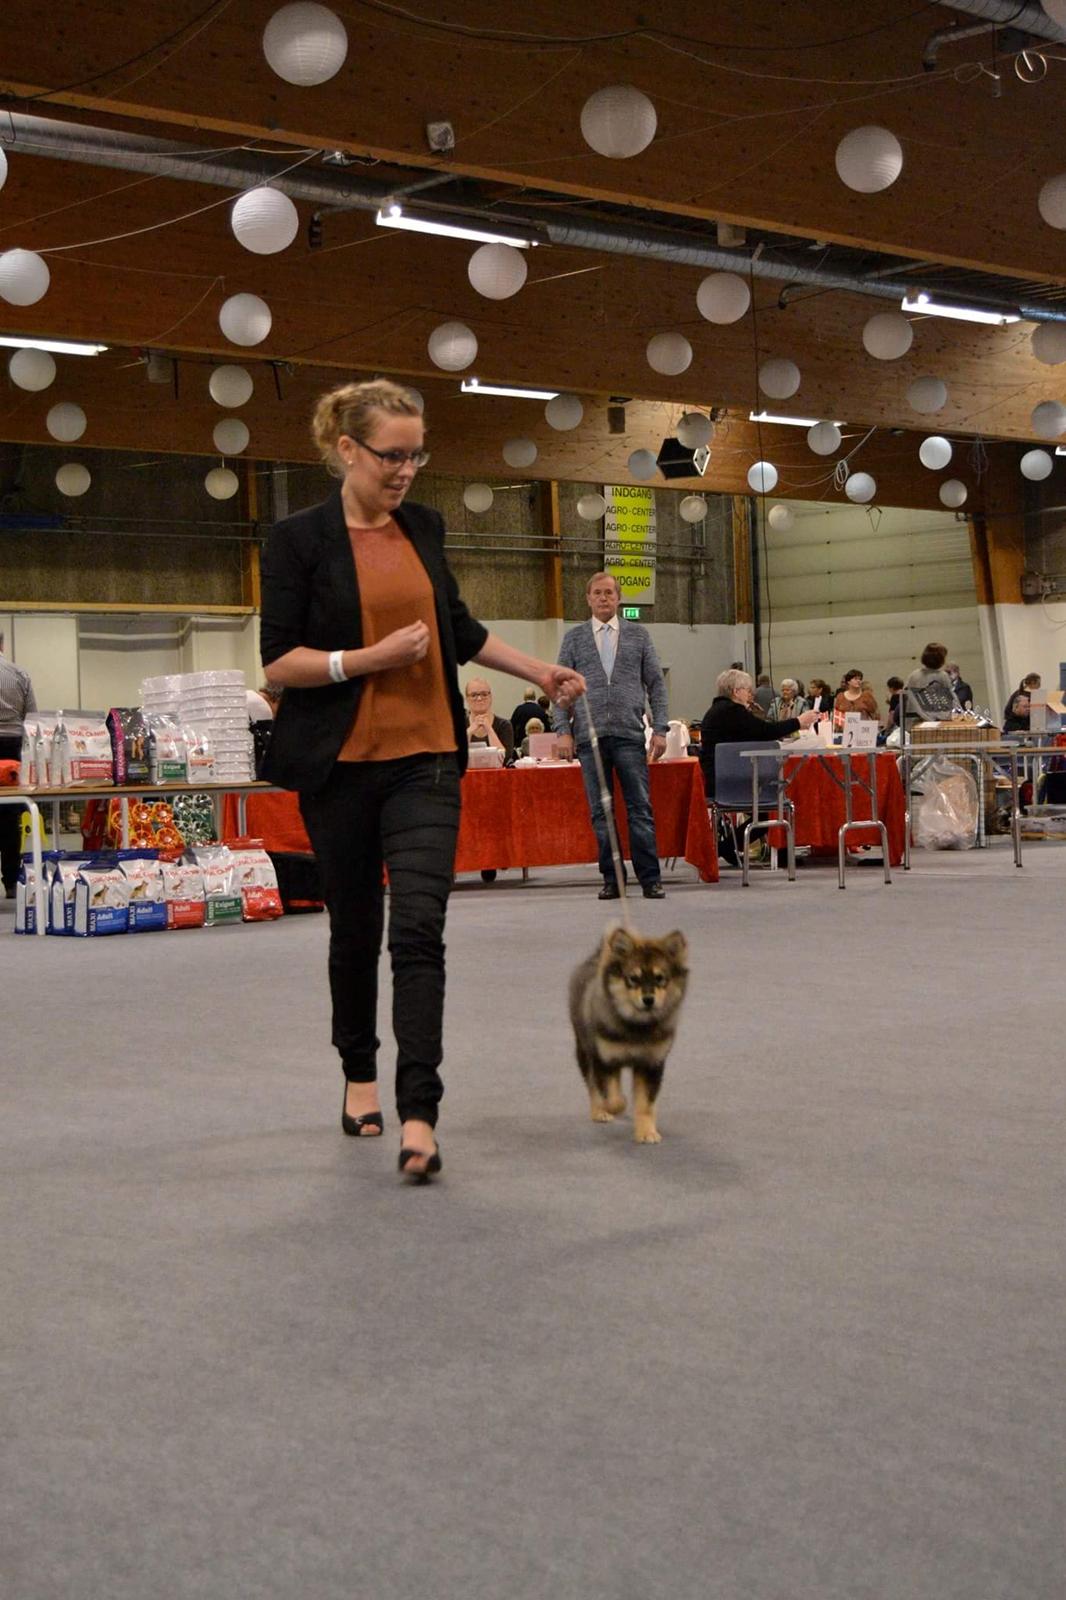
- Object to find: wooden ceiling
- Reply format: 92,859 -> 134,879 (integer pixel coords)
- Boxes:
1,0 -> 1065,513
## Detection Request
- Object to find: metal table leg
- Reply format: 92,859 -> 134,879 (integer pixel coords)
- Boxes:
1010,751 -> 1023,867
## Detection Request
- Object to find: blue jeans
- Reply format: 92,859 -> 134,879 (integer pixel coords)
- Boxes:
577,737 -> 661,888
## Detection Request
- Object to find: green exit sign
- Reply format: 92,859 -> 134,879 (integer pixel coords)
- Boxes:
621,605 -> 642,620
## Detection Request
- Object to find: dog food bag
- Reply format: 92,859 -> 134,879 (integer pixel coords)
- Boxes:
60,713 -> 114,786
119,852 -> 167,932
49,851 -> 105,935
228,839 -> 283,921
19,721 -> 38,786
72,863 -> 131,936
29,715 -> 66,787
108,707 -> 150,785
182,724 -> 216,786
162,860 -> 206,929
14,850 -> 63,934
190,845 -> 242,926
148,715 -> 188,784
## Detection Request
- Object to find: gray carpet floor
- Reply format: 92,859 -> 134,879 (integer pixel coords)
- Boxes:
3,846 -> 1064,1600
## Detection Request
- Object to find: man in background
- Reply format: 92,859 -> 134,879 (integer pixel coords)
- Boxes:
509,686 -> 544,745
947,662 -> 973,709
0,631 -> 36,897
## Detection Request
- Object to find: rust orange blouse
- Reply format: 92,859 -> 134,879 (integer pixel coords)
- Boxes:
338,518 -> 457,763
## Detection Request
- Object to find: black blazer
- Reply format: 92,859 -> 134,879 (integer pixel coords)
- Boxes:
259,490 -> 488,792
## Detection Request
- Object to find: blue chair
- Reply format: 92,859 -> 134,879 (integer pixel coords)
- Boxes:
708,741 -> 796,886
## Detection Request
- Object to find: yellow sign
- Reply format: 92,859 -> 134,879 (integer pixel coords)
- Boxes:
603,485 -> 657,604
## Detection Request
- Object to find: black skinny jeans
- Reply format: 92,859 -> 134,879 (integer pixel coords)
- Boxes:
298,753 -> 461,1128
0,735 -> 24,891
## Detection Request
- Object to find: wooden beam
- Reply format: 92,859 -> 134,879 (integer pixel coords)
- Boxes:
539,480 -> 563,618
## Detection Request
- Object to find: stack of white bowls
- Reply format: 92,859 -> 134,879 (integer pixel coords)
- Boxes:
141,670 -> 255,784
141,674 -> 183,721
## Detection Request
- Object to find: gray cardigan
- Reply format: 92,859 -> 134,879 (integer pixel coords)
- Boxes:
552,619 -> 669,744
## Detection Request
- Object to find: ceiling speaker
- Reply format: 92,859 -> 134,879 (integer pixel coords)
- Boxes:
656,436 -> 710,479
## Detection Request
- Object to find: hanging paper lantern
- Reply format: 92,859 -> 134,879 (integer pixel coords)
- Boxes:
219,292 -> 272,346
863,311 -> 913,361
208,365 -> 254,407
8,348 -> 56,391
580,85 -> 657,159
427,320 -> 477,371
502,437 -> 537,468
1031,400 -> 1066,439
939,479 -> 967,508
463,483 -> 494,513
262,3 -> 348,85
1020,448 -> 1053,482
0,248 -> 50,307
231,187 -> 299,255
696,271 -> 750,324
919,435 -> 952,470
1037,173 -> 1066,230
646,332 -> 692,375
405,386 -> 425,414
55,463 -> 90,497
213,418 -> 250,455
46,402 -> 86,442
807,421 -> 841,456
467,243 -> 527,300
205,467 -> 239,500
679,495 -> 706,523
844,472 -> 876,504
545,393 -> 584,430
758,358 -> 800,400
747,460 -> 778,494
576,492 -> 606,521
0,150 -> 7,193
835,126 -> 904,193
767,504 -> 794,531
676,411 -> 714,449
628,449 -> 658,480
907,376 -> 948,414
1031,323 -> 1066,365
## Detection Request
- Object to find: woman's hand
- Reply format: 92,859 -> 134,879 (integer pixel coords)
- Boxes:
369,621 -> 430,672
539,665 -> 586,707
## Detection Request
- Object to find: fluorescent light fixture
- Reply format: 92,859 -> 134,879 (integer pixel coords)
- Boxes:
0,334 -> 107,355
461,378 -> 559,400
749,410 -> 841,428
1056,447 -> 1066,456
901,293 -> 1019,326
376,206 -> 537,248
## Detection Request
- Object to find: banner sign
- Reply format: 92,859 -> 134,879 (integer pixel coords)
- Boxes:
604,485 -> 657,605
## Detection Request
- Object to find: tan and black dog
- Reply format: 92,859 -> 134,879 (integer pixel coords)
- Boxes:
569,925 -> 689,1143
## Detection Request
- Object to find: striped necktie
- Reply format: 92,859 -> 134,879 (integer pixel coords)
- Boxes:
599,623 -> 616,679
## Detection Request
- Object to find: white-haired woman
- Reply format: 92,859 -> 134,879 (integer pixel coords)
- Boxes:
770,677 -> 808,721
698,668 -> 818,798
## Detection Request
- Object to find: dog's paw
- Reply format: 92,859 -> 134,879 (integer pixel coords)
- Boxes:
590,1107 -> 614,1123
633,1126 -> 662,1144
604,1093 -> 627,1116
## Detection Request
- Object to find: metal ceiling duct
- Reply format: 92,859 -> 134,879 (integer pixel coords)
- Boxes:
931,0 -> 1066,40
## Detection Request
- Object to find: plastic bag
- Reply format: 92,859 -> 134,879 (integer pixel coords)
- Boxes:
912,757 -> 978,850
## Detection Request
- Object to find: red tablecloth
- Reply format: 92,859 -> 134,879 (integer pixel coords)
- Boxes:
781,750 -> 906,864
222,758 -> 718,882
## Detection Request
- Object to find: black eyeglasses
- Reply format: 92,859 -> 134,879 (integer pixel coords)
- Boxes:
355,439 -> 430,470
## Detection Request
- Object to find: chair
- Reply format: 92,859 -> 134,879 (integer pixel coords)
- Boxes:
708,741 -> 795,886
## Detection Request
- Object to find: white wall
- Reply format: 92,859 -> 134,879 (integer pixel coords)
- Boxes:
980,600 -> 1066,717
6,615 -> 81,711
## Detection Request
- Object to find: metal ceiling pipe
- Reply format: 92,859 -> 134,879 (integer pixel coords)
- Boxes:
931,0 -> 1066,40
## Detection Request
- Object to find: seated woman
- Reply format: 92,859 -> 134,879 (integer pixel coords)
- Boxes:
519,716 -> 545,758
464,676 -> 515,764
806,677 -> 833,715
1003,673 -> 1041,733
833,669 -> 879,731
699,668 -> 819,793
770,677 -> 807,721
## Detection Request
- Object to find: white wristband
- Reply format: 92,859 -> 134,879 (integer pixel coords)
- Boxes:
328,649 -> 348,684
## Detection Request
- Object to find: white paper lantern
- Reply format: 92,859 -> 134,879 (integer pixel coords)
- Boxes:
907,376 -> 948,414
262,3 -> 348,85
1031,323 -> 1066,365
1037,173 -> 1066,230
427,320 -> 477,371
213,417 -> 250,455
0,248 -> 50,307
219,292 -> 272,347
758,358 -> 800,400
747,460 -> 778,494
844,471 -> 876,504
696,270 -> 750,325
467,243 -> 527,300
628,449 -> 658,480
0,150 -> 7,193
502,437 -> 537,468
205,467 -> 239,500
8,348 -> 56,391
580,85 -> 657,159
768,503 -> 794,531
939,479 -> 967,508
1020,448 -> 1053,482
208,365 -> 254,407
647,332 -> 692,375
405,386 -> 425,414
55,463 -> 90,497
679,495 -> 706,523
46,402 -> 86,442
545,393 -> 584,430
807,421 -> 841,456
231,187 -> 299,255
919,435 -> 952,471
576,492 -> 606,521
835,126 -> 904,193
1031,400 -> 1066,439
463,482 -> 494,513
676,411 -> 714,449
863,311 -> 913,361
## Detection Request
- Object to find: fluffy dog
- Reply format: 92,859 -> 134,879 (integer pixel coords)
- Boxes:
569,925 -> 689,1143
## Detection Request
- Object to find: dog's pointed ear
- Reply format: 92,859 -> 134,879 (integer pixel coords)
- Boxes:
663,931 -> 688,962
607,926 -> 634,958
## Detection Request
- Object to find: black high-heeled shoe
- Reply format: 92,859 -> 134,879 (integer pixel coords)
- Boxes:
341,1084 -> 384,1139
398,1143 -> 442,1183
